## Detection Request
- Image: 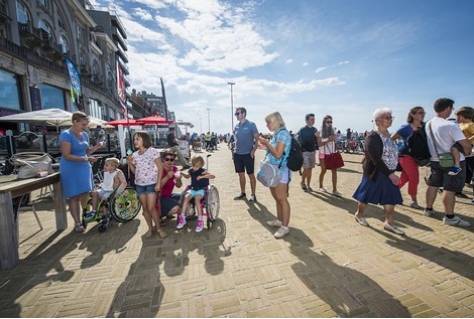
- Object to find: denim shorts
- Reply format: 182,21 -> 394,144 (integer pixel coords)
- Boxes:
279,167 -> 291,184
136,183 -> 157,195
186,188 -> 205,198
97,189 -> 112,200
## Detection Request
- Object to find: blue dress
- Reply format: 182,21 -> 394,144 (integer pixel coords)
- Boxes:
59,130 -> 93,198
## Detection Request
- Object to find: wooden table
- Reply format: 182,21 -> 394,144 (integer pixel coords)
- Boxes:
0,172 -> 66,269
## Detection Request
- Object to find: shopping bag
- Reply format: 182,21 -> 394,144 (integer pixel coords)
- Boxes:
256,160 -> 281,188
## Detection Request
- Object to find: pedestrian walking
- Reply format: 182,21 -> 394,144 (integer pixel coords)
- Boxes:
298,113 -> 318,192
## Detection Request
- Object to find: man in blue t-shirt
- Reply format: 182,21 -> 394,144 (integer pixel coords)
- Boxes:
233,107 -> 259,202
298,113 -> 318,191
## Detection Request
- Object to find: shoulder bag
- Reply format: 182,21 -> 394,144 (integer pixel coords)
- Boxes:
428,122 -> 454,170
10,152 -> 53,179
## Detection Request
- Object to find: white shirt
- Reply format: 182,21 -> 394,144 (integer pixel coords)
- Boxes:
425,117 -> 466,161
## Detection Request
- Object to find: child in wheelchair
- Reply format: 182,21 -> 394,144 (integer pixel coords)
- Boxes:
176,155 -> 215,232
84,158 -> 127,223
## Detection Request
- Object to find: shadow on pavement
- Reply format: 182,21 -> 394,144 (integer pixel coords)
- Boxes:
249,201 -> 410,317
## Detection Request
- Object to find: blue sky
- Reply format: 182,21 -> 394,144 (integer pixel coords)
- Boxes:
91,0 -> 474,135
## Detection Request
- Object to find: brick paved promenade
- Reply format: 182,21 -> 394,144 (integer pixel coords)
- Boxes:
1,146 -> 474,317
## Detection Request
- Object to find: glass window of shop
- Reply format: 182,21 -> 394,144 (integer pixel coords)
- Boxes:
89,99 -> 104,120
41,84 -> 65,110
0,69 -> 22,111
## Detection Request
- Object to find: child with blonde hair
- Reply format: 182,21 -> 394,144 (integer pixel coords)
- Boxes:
85,158 -> 127,223
176,155 -> 215,232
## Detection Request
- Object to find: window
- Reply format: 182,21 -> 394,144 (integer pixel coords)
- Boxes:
59,35 -> 69,53
16,1 -> 28,23
0,69 -> 22,111
40,84 -> 65,110
39,0 -> 46,6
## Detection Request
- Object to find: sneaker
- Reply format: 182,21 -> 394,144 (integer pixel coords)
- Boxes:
383,223 -> 405,235
443,215 -> 471,227
306,186 -> 314,192
274,226 -> 289,238
332,190 -> 343,197
234,193 -> 246,200
85,210 -> 96,221
424,208 -> 436,217
319,187 -> 328,193
195,218 -> 204,232
448,166 -> 462,176
267,219 -> 282,227
176,214 -> 186,229
409,202 -> 422,210
249,195 -> 257,203
300,183 -> 308,191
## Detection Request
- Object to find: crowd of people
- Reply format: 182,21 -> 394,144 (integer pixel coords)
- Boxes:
58,96 -> 473,240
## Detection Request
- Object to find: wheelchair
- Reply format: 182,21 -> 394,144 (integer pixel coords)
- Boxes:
179,184 -> 220,230
82,187 -> 142,232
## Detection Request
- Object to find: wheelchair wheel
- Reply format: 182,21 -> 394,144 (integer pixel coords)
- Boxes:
110,188 -> 141,222
206,185 -> 220,222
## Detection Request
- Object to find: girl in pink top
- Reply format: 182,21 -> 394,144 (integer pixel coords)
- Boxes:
127,131 -> 167,239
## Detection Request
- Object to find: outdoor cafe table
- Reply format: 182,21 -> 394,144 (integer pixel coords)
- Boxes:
0,172 -> 67,269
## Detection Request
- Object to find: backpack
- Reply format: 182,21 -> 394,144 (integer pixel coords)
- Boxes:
405,123 -> 431,166
283,129 -> 304,171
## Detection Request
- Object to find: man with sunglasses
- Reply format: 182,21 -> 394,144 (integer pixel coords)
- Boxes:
297,113 -> 318,191
233,107 -> 260,202
157,149 -> 184,223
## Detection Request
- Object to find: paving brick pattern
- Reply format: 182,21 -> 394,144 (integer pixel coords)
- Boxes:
1,147 -> 473,317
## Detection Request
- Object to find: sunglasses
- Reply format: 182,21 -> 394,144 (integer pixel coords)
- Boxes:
326,121 -> 333,124
163,158 -> 175,162
379,116 -> 394,120
416,111 -> 426,115
234,113 -> 241,116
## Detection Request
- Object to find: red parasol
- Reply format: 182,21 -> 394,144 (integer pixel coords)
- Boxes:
106,118 -> 141,126
136,115 -> 173,125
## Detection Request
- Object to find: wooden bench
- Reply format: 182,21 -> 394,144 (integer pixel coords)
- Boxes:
0,172 -> 67,269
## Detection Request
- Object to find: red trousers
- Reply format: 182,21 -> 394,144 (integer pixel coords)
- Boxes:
398,155 -> 419,196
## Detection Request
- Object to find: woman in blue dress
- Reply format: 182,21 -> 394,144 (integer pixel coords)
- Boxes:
258,112 -> 292,239
59,112 -> 103,233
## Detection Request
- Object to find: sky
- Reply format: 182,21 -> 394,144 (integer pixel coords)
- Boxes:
91,0 -> 474,135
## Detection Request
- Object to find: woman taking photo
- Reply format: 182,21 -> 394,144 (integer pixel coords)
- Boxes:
258,112 -> 292,239
59,111 -> 102,233
391,106 -> 426,209
316,115 -> 342,196
353,108 -> 404,235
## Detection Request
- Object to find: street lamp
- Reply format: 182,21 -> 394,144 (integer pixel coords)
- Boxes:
207,108 -> 210,132
228,82 -> 235,133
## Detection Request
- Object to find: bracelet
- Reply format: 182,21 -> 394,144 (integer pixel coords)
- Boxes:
84,156 -> 88,162
115,190 -> 121,195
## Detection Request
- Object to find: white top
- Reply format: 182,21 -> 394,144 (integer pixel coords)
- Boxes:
132,147 -> 161,186
101,170 -> 120,191
317,132 -> 337,154
426,117 -> 466,161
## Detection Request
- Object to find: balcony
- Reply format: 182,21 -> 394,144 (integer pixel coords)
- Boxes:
80,64 -> 90,75
18,22 -> 43,48
42,38 -> 64,61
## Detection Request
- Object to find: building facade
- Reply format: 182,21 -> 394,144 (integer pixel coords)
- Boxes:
0,0 -> 148,132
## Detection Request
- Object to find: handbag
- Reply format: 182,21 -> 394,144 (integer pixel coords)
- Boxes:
10,152 -> 53,179
428,122 -> 454,171
257,159 -> 282,188
324,143 -> 344,169
257,150 -> 285,188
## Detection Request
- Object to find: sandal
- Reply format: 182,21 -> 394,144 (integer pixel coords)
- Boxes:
74,223 -> 85,233
157,228 -> 168,239
144,229 -> 153,238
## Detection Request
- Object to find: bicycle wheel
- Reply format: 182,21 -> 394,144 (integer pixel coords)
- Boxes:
110,188 -> 141,222
206,185 -> 220,222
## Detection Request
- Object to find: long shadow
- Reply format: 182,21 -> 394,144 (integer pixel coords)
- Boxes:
78,219 -> 140,268
106,221 -> 165,317
338,167 -> 362,174
0,230 -> 80,317
250,201 -> 410,317
380,229 -> 474,280
303,190 -> 434,232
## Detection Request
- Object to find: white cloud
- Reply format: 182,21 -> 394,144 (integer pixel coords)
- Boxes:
337,60 -> 350,65
315,67 -> 327,74
286,59 -> 293,64
133,8 -> 153,21
302,62 -> 309,67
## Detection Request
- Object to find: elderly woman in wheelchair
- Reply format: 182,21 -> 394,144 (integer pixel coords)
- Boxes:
176,155 -> 216,232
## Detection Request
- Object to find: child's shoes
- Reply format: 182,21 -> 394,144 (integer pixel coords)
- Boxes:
176,214 -> 186,229
448,166 -> 462,176
196,218 -> 204,233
